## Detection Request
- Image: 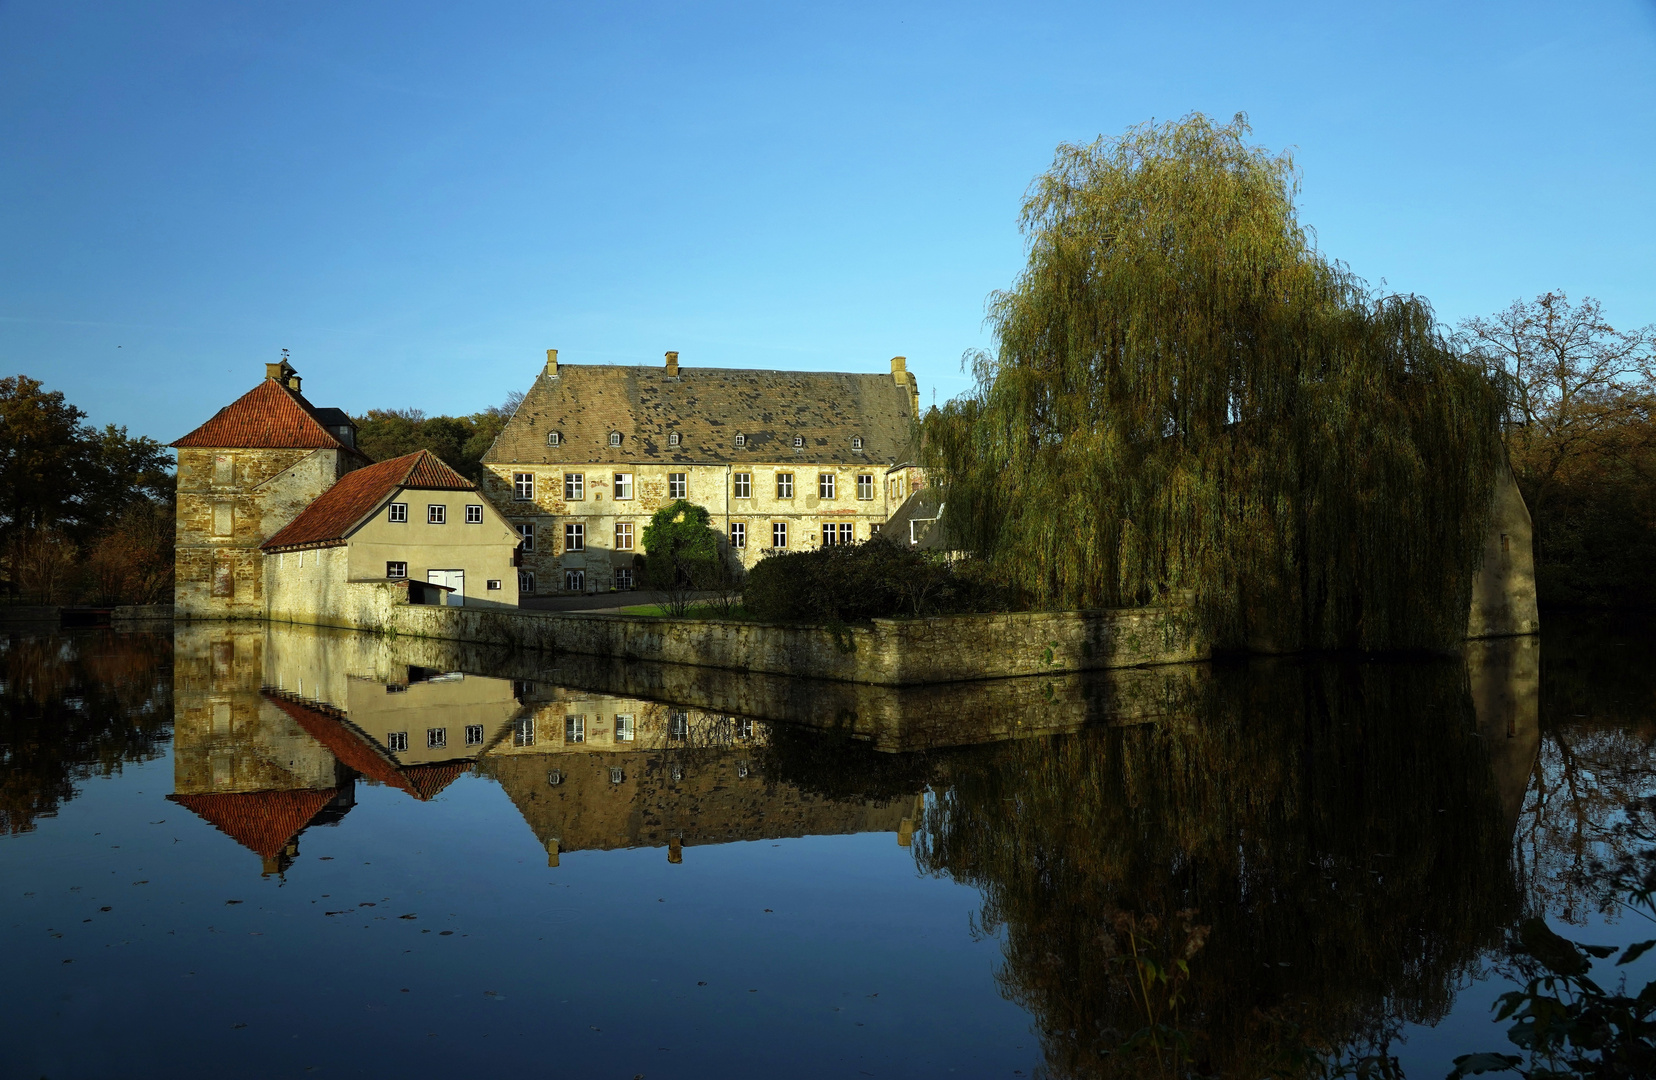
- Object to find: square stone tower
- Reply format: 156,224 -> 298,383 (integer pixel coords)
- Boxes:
170,360 -> 366,619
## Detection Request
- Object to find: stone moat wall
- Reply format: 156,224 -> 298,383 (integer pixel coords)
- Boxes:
253,579 -> 1205,687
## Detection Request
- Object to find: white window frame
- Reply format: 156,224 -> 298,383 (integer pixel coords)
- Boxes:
668,431 -> 681,447
609,431 -> 622,447
668,472 -> 687,499
772,521 -> 788,548
564,715 -> 585,744
793,435 -> 804,448
514,473 -> 534,501
388,731 -> 409,752
615,521 -> 634,551
564,473 -> 584,500
513,717 -> 535,747
614,472 -> 633,500
614,567 -> 634,590
427,727 -> 447,749
427,504 -> 446,525
857,474 -> 874,500
546,431 -> 561,447
734,433 -> 746,448
819,473 -> 835,499
821,522 -> 853,547
564,568 -> 585,592
517,523 -> 535,552
565,522 -> 585,552
465,724 -> 484,747
466,504 -> 483,524
615,715 -> 635,741
776,473 -> 793,499
388,502 -> 408,523
386,561 -> 407,579
730,522 -> 746,549
733,472 -> 751,499
518,570 -> 536,594
852,436 -> 863,451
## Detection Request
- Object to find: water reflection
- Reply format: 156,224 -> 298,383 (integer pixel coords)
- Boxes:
6,618 -> 1649,1080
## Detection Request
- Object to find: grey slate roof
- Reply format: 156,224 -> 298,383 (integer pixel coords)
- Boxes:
483,363 -> 919,467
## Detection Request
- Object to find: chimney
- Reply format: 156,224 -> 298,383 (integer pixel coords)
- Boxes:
891,356 -> 917,414
287,373 -> 302,392
665,350 -> 679,377
265,362 -> 285,381
545,348 -> 559,377
668,835 -> 683,864
266,357 -> 301,392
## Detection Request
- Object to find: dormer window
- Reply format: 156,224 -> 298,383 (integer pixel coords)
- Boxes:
547,431 -> 562,447
793,435 -> 804,448
668,431 -> 681,447
735,433 -> 746,448
851,436 -> 863,451
609,431 -> 622,447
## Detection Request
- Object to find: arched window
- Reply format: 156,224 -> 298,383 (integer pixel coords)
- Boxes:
547,431 -> 561,447
668,431 -> 681,447
609,431 -> 622,447
851,436 -> 863,450
793,435 -> 804,448
734,433 -> 746,448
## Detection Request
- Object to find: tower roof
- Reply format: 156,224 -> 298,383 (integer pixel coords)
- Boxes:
166,788 -> 341,859
172,377 -> 357,452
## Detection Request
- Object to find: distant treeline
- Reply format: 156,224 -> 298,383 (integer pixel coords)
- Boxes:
348,391 -> 522,485
0,376 -> 174,605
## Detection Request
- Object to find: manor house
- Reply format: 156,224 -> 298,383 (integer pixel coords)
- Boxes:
480,350 -> 925,595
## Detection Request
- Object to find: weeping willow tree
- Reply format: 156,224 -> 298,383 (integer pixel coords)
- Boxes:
925,114 -> 1505,650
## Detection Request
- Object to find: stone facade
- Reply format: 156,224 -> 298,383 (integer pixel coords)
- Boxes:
480,349 -> 924,595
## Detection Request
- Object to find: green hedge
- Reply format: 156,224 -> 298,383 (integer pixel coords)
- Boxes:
742,538 -> 1005,622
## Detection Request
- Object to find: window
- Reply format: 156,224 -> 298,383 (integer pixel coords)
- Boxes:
670,764 -> 685,783
669,710 -> 689,740
609,767 -> 624,785
514,473 -> 534,500
565,715 -> 585,743
466,504 -> 483,524
486,579 -> 502,590
428,504 -> 446,525
737,718 -> 754,739
793,435 -> 804,448
668,431 -> 680,447
465,724 -> 484,746
212,503 -> 233,536
564,522 -> 584,551
516,523 -> 535,551
889,476 -> 905,500
852,436 -> 863,451
776,473 -> 794,498
857,474 -> 874,500
213,454 -> 234,484
609,431 -> 622,447
819,473 -> 836,499
615,567 -> 634,590
772,521 -> 788,548
669,473 -> 687,499
386,561 -> 408,579
546,431 -> 561,447
388,731 -> 409,752
733,472 -> 751,499
518,571 -> 536,594
615,521 -> 634,550
615,715 -> 635,741
737,761 -> 749,778
614,472 -> 633,499
388,502 -> 408,523
513,718 -> 535,747
729,522 -> 746,549
564,568 -> 585,592
564,473 -> 584,500
735,433 -> 746,448
822,522 -> 854,547
547,769 -> 563,786
869,523 -> 882,537
427,727 -> 447,749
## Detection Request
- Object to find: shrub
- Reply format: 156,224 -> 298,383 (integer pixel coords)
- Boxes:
743,537 -> 1004,622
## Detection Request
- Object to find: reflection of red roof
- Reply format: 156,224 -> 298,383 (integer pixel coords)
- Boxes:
262,689 -> 471,801
167,788 -> 339,858
171,378 -> 356,451
261,450 -> 474,551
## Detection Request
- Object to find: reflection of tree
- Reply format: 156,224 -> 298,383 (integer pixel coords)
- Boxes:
0,629 -> 173,834
906,659 -> 1522,1078
1513,618 -> 1656,926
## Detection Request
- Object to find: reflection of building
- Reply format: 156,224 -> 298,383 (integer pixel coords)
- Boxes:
170,622 -> 525,874
486,689 -> 913,863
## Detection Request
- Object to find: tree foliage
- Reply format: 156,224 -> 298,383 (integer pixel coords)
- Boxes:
351,392 -> 521,484
1457,293 -> 1656,607
641,500 -> 722,615
923,114 -> 1506,650
743,538 -> 1002,622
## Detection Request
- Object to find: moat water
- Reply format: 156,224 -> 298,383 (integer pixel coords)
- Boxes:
1,620 -> 1652,1079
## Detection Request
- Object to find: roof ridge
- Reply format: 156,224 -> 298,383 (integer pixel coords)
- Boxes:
172,377 -> 358,453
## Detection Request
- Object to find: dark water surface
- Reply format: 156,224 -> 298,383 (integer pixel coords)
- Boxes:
1,621 -> 1652,1079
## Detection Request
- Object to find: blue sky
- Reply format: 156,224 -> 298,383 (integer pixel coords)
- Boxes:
3,1 -> 1653,444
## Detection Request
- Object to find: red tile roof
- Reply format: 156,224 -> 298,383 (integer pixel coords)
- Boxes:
171,377 -> 356,451
263,690 -> 472,801
167,788 -> 340,858
261,450 -> 474,551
